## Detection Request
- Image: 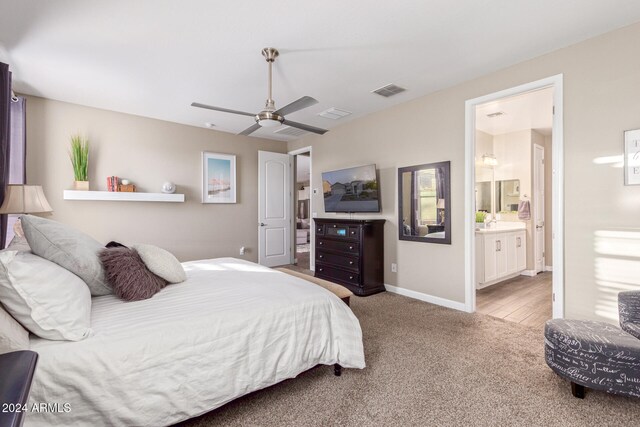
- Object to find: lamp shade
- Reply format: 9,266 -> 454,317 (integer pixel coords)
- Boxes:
436,199 -> 445,209
0,185 -> 53,214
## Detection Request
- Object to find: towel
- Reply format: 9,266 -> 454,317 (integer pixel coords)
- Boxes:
518,200 -> 531,220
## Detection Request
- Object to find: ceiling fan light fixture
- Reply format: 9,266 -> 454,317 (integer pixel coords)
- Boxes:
258,118 -> 282,128
256,111 -> 284,128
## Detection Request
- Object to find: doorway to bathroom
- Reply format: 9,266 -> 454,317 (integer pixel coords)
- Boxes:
292,149 -> 312,272
465,75 -> 564,326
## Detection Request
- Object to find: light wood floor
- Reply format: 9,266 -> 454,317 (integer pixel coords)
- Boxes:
476,272 -> 552,329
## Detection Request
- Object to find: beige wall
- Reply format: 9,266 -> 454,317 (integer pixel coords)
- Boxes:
25,97 -> 286,262
289,22 -> 640,322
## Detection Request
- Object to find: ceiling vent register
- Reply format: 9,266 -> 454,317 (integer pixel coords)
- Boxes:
273,126 -> 308,137
318,107 -> 352,120
372,84 -> 406,97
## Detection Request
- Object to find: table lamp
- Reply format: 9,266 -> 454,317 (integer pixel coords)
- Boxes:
0,185 -> 53,236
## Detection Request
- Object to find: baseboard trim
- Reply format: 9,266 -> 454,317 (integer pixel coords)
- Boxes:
520,270 -> 537,277
384,284 -> 466,312
545,265 -> 553,272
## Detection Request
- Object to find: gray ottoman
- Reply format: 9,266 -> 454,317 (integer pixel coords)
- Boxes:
545,318 -> 640,398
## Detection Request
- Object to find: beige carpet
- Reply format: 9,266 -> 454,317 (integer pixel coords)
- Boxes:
177,293 -> 640,427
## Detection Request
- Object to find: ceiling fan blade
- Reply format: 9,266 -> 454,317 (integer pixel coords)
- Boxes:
238,123 -> 261,136
274,96 -> 318,116
283,119 -> 328,135
191,102 -> 256,117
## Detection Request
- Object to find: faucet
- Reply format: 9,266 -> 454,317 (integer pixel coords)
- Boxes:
488,218 -> 497,227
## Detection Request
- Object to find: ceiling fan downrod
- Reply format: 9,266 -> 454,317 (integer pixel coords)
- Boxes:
262,47 -> 279,112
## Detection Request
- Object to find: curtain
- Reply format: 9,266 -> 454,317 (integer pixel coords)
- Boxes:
435,166 -> 445,200
0,62 -> 11,249
5,96 -> 27,244
435,166 -> 445,225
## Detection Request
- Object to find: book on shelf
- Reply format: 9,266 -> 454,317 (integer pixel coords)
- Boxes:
107,176 -> 120,192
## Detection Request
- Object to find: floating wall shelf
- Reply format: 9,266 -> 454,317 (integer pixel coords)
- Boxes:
63,190 -> 185,203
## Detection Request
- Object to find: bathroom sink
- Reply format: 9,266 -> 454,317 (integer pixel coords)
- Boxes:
475,221 -> 526,233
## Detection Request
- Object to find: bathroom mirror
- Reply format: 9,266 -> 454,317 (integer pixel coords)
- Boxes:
475,181 -> 491,212
398,161 -> 451,244
495,179 -> 520,212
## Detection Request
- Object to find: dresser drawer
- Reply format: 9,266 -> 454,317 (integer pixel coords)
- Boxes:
316,251 -> 359,272
348,227 -> 360,239
316,263 -> 360,286
317,238 -> 359,254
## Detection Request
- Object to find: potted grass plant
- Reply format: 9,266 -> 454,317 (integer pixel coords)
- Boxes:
475,211 -> 487,229
70,134 -> 90,191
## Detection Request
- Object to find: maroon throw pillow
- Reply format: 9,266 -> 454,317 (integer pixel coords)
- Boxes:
98,247 -> 167,302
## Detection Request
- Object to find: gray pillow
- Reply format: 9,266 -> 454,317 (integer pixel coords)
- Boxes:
99,247 -> 167,301
132,244 -> 186,284
21,215 -> 111,296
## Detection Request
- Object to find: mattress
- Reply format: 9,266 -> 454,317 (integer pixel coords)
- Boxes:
25,258 -> 365,426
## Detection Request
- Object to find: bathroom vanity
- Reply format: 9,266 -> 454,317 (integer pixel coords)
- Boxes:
475,222 -> 526,289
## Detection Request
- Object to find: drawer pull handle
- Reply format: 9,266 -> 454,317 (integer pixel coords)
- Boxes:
349,246 -> 353,250
333,225 -> 337,228
349,261 -> 353,265
319,255 -> 323,258
349,276 -> 354,280
351,231 -> 355,235
319,242 -> 323,245
318,268 -> 323,272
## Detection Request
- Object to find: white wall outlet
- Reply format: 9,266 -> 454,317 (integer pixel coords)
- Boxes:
239,246 -> 246,255
391,263 -> 397,273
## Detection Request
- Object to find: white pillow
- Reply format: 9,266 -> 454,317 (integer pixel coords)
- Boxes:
0,251 -> 92,341
0,303 -> 29,354
132,244 -> 186,284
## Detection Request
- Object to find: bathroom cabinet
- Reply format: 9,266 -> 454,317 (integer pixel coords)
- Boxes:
476,229 -> 526,288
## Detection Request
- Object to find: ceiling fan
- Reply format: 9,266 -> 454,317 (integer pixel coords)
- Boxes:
192,47 -> 328,136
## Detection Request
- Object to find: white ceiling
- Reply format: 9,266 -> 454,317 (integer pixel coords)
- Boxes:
476,87 -> 554,136
2,1 -> 640,141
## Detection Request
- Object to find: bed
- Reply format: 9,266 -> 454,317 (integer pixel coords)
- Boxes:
25,258 -> 365,427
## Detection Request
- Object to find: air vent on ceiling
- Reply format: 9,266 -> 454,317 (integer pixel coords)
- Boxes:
273,126 -> 308,137
318,107 -> 352,120
372,84 -> 406,97
486,111 -> 505,118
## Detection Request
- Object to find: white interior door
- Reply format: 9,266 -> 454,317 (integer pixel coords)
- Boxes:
533,144 -> 545,273
258,151 -> 292,267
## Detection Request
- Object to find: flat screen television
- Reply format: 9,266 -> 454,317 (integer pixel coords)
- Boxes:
321,164 -> 380,213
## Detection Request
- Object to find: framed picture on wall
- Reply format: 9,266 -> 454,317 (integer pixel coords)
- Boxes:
202,152 -> 236,203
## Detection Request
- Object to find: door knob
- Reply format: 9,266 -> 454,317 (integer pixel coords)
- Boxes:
259,222 -> 266,227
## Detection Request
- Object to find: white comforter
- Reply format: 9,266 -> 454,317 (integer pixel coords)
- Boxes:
26,258 -> 365,426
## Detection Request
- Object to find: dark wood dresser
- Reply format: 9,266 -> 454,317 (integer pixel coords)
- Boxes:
314,218 -> 385,296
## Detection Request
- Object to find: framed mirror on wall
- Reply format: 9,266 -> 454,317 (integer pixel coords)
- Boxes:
398,161 -> 451,244
494,179 -> 520,213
